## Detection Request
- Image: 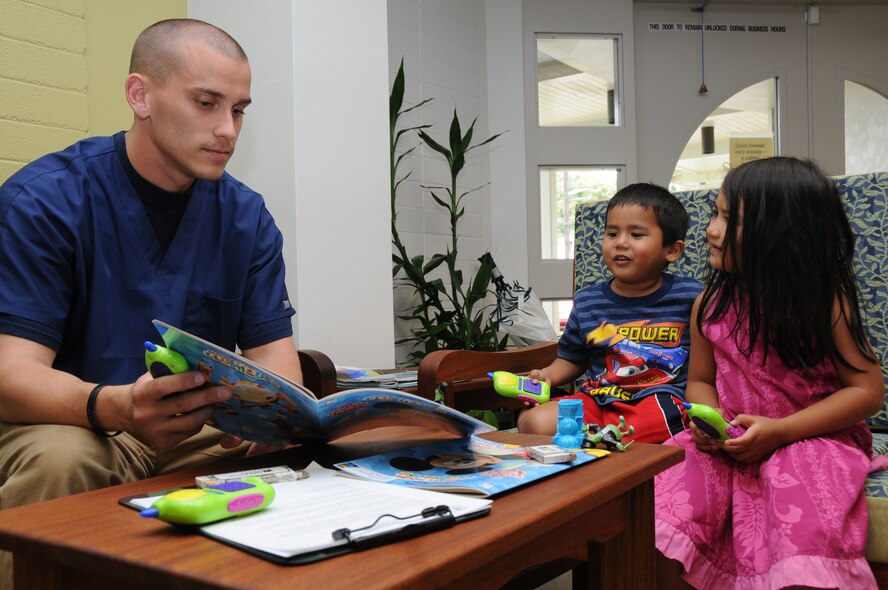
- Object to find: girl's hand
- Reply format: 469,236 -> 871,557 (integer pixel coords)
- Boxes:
722,415 -> 783,463
688,419 -> 721,453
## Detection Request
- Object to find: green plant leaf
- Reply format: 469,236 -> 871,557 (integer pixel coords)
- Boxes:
428,189 -> 450,210
461,118 -> 477,152
390,59 -> 507,363
465,131 -> 507,154
418,130 -> 452,163
423,253 -> 447,274
390,58 -> 405,124
449,110 -> 463,157
468,264 -> 492,301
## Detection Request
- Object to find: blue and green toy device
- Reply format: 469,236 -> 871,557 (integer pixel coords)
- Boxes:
682,402 -> 746,441
144,341 -> 189,377
489,371 -> 551,404
140,476 -> 275,525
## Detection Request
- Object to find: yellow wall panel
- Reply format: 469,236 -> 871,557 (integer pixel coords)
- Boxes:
0,0 -> 184,183
0,0 -> 86,52
28,0 -> 85,15
0,120 -> 84,164
0,80 -> 89,129
0,37 -> 88,91
85,0 -> 187,136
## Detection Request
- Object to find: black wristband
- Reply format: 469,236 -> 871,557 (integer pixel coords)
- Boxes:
86,384 -> 123,437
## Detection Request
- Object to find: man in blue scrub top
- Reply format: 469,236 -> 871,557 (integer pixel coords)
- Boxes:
0,19 -> 302,586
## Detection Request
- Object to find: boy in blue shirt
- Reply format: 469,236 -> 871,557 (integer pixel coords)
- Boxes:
518,183 -> 702,443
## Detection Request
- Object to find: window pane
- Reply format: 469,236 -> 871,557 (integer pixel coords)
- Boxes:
844,80 -> 888,174
540,167 -> 620,260
541,299 -> 573,337
537,35 -> 618,127
670,79 -> 777,192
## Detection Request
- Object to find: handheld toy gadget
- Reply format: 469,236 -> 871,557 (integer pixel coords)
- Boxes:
144,341 -> 189,377
140,477 -> 275,525
682,402 -> 745,441
489,371 -> 550,405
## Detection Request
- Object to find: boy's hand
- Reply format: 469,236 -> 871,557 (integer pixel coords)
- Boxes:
521,370 -> 551,407
528,369 -> 550,385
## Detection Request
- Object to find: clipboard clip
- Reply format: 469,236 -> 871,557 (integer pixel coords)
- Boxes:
331,505 -> 454,546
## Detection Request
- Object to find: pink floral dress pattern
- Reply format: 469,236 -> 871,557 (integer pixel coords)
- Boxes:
655,308 -> 878,589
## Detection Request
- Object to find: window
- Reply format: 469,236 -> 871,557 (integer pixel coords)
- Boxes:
524,14 -> 632,302
537,35 -> 618,127
844,80 -> 888,174
539,167 -> 621,261
670,79 -> 778,191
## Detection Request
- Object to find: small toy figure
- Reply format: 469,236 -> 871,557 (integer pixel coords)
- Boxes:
552,399 -> 585,448
582,415 -> 635,452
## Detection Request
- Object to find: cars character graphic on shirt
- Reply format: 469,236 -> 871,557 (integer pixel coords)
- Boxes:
582,321 -> 688,399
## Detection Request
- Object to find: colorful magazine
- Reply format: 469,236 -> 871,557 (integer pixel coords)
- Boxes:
334,435 -> 610,497
151,321 -> 493,445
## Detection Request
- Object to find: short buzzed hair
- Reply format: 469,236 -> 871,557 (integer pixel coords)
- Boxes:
130,19 -> 247,85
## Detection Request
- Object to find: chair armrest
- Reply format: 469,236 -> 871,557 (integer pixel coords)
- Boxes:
416,342 -> 559,407
297,349 -> 338,398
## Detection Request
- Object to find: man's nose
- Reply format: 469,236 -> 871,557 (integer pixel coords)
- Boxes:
215,112 -> 238,141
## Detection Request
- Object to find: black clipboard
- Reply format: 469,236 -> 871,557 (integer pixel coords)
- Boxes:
119,489 -> 490,565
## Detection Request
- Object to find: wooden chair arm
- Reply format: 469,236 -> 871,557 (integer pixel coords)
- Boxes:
416,342 -> 559,410
297,349 -> 338,398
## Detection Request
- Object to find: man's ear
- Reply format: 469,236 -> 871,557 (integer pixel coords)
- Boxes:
125,73 -> 150,120
665,240 -> 685,263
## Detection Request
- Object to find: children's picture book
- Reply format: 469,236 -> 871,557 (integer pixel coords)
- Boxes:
150,321 -> 493,445
334,435 -> 610,498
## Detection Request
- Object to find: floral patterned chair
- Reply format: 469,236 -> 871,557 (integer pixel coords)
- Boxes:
573,172 -> 888,582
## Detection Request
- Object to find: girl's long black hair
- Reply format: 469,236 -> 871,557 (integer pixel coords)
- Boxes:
697,156 -> 876,371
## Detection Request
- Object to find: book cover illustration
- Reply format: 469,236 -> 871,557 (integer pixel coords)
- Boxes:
152,321 -> 493,445
334,435 -> 609,497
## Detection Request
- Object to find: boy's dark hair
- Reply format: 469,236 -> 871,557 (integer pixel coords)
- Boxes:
699,156 -> 875,371
605,182 -> 689,245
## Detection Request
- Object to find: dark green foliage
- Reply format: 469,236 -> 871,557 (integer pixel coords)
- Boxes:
390,59 -> 508,364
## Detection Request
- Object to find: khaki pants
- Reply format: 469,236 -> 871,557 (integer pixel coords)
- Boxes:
0,422 -> 247,589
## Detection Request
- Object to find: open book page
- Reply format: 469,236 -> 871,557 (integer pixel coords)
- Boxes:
315,389 -> 493,441
153,321 -> 325,443
152,321 -> 494,445
334,436 -> 609,498
129,463 -> 492,559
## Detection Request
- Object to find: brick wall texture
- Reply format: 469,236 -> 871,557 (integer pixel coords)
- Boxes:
0,0 -> 88,183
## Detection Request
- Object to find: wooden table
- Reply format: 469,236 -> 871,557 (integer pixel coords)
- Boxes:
0,428 -> 682,590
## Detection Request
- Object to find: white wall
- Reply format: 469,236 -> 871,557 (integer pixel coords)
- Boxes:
485,1 -> 528,286
633,3 -> 809,184
810,4 -> 888,175
190,0 -> 394,368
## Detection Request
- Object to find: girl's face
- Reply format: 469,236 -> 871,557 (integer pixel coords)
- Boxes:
707,191 -> 742,271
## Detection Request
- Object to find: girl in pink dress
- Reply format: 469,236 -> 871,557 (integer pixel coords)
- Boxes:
655,157 -> 885,589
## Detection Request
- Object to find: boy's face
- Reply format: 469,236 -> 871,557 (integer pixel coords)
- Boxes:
603,204 -> 683,296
